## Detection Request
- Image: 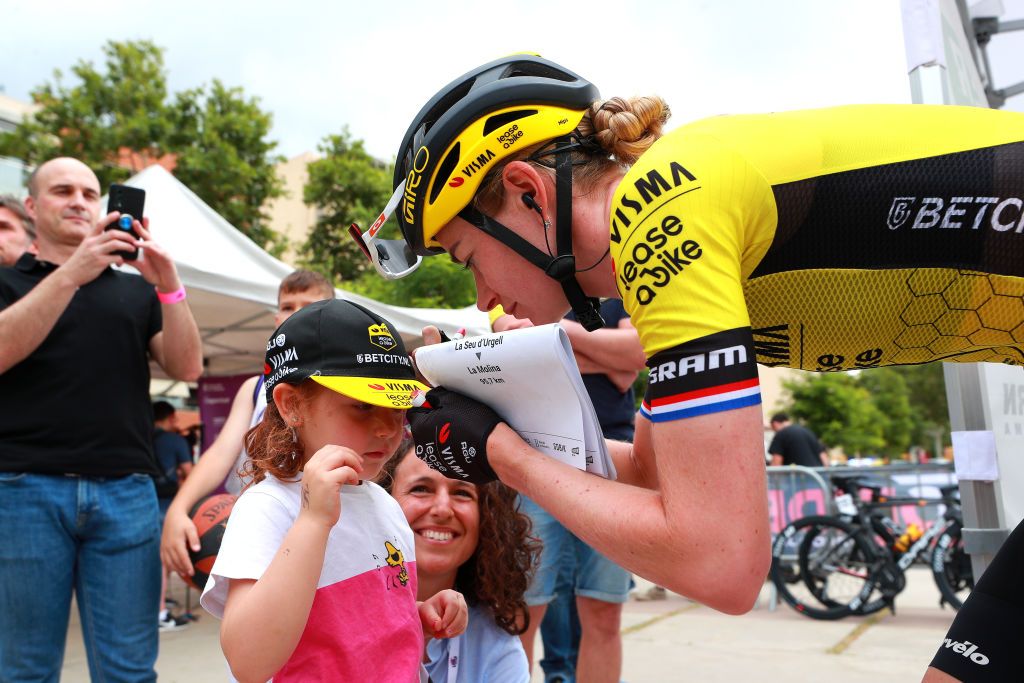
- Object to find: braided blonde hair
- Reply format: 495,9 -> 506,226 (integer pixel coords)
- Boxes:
580,95 -> 672,166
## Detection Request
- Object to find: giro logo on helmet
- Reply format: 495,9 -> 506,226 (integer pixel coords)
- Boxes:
403,146 -> 430,224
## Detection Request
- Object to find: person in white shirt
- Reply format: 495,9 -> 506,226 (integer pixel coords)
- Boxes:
200,299 -> 467,682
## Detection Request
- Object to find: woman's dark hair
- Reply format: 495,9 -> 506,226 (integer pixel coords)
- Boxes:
379,448 -> 540,635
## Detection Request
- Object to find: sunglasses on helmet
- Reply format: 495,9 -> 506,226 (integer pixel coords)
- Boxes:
348,179 -> 422,280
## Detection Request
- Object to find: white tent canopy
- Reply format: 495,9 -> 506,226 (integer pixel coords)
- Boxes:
111,165 -> 489,378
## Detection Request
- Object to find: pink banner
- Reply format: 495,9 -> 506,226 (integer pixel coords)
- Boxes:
768,472 -> 955,535
197,374 -> 253,453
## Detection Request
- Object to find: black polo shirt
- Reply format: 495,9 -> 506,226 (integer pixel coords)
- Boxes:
0,253 -> 162,476
768,424 -> 825,468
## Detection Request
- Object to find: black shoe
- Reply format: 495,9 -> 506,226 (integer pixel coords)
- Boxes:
158,612 -> 190,632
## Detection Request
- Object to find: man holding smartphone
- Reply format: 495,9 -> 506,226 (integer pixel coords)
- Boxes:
0,157 -> 202,682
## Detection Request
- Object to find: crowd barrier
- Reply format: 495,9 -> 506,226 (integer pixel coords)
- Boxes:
764,462 -> 956,611
767,462 -> 958,534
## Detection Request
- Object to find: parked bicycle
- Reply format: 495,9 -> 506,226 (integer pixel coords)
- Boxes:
769,475 -> 973,620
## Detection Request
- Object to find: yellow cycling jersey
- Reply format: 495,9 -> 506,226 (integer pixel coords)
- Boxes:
607,104 -> 1024,422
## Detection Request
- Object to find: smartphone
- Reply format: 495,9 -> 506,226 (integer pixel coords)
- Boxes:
106,184 -> 145,261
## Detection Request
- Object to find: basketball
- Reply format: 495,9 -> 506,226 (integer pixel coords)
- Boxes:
186,493 -> 236,590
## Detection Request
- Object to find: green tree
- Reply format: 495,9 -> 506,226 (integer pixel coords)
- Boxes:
0,40 -> 284,250
783,372 -> 886,455
0,41 -> 172,187
891,363 -> 951,449
170,81 -> 284,251
858,368 -> 915,458
301,129 -> 392,282
301,128 -> 477,308
349,258 -> 476,309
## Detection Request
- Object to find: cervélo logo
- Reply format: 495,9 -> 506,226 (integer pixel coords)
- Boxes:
439,422 -> 451,444
887,195 -> 1024,232
940,638 -> 989,666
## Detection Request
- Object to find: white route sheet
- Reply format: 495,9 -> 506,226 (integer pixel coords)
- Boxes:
414,324 -> 615,479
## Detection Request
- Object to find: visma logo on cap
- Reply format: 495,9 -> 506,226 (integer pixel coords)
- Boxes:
368,323 -> 398,351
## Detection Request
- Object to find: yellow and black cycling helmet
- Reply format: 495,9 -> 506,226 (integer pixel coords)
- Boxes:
394,54 -> 600,256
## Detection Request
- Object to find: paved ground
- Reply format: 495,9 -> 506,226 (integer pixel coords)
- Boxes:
60,568 -> 954,682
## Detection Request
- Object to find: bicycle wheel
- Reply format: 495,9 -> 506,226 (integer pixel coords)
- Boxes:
932,520 -> 973,610
770,515 -> 881,620
799,518 -> 894,617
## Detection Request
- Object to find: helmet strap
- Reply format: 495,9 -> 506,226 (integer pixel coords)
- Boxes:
457,135 -> 605,331
552,136 -> 605,331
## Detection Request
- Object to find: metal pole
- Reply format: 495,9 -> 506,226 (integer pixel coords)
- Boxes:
942,364 -> 1007,578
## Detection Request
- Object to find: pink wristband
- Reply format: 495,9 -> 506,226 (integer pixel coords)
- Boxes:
156,285 -> 186,304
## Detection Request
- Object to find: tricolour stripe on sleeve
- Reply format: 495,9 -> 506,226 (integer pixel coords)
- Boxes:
642,327 -> 761,423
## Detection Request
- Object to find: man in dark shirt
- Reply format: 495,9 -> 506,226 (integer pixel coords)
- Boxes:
0,158 -> 202,681
151,400 -> 193,632
768,412 -> 829,468
152,400 -> 194,514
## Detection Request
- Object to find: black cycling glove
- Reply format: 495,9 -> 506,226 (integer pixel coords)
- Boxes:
406,387 -> 504,484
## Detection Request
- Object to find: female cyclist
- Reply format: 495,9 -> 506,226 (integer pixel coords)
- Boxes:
352,54 -> 1024,614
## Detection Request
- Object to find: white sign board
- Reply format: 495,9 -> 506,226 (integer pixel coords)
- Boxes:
979,364 -> 1024,528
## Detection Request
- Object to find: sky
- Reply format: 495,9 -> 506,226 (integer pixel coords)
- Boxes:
1,0 -> 1022,162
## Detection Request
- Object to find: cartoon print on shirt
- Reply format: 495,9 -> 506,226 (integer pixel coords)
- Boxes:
385,540 -> 409,586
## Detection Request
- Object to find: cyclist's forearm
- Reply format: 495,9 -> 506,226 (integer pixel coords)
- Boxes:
488,421 -> 769,614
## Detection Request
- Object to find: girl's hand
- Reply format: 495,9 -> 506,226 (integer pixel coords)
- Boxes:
298,445 -> 363,528
418,589 -> 468,639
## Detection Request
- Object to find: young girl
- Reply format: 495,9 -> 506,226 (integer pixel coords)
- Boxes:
200,299 -> 467,682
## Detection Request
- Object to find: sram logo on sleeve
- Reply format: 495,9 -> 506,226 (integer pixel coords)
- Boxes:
641,327 -> 761,423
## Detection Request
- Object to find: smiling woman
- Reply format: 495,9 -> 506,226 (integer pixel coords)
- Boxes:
381,447 -> 539,682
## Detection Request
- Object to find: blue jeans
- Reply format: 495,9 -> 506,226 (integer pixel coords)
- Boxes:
0,472 -> 161,682
521,496 -> 632,683
540,551 -> 582,682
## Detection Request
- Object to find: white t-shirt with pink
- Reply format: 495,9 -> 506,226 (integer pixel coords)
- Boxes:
201,475 -> 423,682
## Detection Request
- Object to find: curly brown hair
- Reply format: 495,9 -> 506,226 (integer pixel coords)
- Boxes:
240,382 -> 320,486
379,449 -> 540,636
